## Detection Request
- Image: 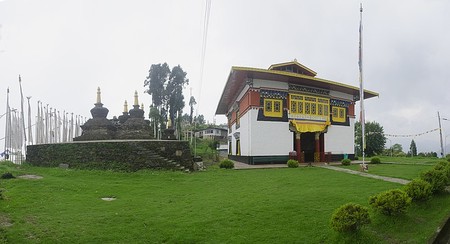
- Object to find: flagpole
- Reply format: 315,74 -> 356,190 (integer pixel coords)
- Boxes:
4,88 -> 11,160
19,76 -> 27,161
27,96 -> 33,145
359,3 -> 366,166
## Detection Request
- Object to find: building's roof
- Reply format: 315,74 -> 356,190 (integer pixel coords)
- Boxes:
268,60 -> 317,77
215,63 -> 379,115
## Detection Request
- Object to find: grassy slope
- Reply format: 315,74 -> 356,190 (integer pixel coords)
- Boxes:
0,164 -> 449,243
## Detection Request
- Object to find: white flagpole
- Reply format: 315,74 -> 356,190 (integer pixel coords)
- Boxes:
27,96 -> 33,145
35,101 -> 40,144
57,110 -> 61,143
45,105 -> 49,144
62,111 -> 66,142
4,88 -> 11,159
19,76 -> 27,159
69,113 -> 74,141
359,3 -> 366,166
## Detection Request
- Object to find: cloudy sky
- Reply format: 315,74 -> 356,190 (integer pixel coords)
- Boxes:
1,0 -> 449,154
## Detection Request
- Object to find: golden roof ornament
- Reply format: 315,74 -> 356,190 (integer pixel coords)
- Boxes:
96,87 -> 102,104
123,100 -> 128,113
134,90 -> 139,106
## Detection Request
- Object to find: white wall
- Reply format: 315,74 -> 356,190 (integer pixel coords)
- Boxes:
248,109 -> 292,156
324,118 -> 355,154
228,108 -> 292,156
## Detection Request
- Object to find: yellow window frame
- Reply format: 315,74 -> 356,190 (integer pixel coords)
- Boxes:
332,107 -> 346,122
289,94 -> 329,118
263,98 -> 283,118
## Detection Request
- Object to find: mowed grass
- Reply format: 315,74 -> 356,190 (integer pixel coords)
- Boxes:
0,163 -> 449,243
373,156 -> 441,165
341,163 -> 435,180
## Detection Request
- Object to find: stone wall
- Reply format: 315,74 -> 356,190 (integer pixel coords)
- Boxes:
27,140 -> 193,171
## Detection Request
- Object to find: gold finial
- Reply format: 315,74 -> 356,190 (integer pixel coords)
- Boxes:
123,100 -> 128,113
96,87 -> 101,104
134,90 -> 139,106
167,117 -> 172,128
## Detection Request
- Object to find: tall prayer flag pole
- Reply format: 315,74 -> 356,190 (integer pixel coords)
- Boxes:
27,96 -> 33,145
359,3 -> 366,166
19,75 -> 27,161
4,88 -> 11,158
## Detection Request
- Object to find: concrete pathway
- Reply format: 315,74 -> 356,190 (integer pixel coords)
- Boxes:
317,165 -> 410,185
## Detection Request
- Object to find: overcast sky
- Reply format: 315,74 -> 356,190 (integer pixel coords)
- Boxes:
1,0 -> 449,154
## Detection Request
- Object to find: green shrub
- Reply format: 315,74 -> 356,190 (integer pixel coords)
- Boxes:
287,159 -> 299,168
219,159 -> 234,169
341,159 -> 351,166
420,169 -> 447,193
404,179 -> 432,201
354,156 -> 359,160
330,203 -> 371,232
369,189 -> 411,216
0,172 -> 15,179
370,157 -> 381,164
433,161 -> 450,185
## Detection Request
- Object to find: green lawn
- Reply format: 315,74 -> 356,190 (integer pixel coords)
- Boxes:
371,156 -> 442,165
0,162 -> 449,243
342,163 -> 435,180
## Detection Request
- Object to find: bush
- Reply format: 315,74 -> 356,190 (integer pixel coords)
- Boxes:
354,156 -> 359,160
219,159 -> 234,169
433,161 -> 450,185
0,172 -> 15,179
370,157 -> 381,164
404,179 -> 432,201
341,159 -> 351,166
369,189 -> 411,216
330,203 -> 371,232
287,159 -> 299,168
420,169 -> 447,193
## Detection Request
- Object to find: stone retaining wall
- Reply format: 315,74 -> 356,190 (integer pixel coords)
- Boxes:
26,140 -> 193,171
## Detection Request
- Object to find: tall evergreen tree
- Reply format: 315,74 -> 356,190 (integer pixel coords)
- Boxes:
144,63 -> 189,130
166,65 -> 189,128
144,63 -> 170,108
409,139 -> 418,157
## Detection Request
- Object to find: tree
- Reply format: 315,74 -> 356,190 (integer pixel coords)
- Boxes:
144,63 -> 189,130
189,96 -> 196,124
166,65 -> 189,128
409,140 -> 417,157
194,114 -> 205,125
144,63 -> 170,108
392,143 -> 403,155
355,121 -> 386,157
384,143 -> 404,157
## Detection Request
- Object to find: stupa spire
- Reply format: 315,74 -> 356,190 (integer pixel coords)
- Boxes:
134,90 -> 139,107
123,100 -> 128,113
96,87 -> 102,104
